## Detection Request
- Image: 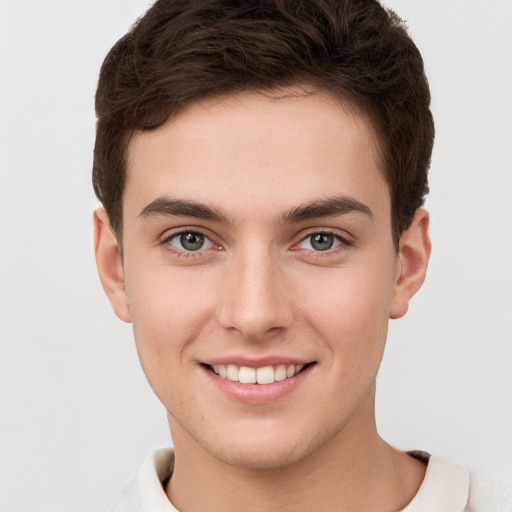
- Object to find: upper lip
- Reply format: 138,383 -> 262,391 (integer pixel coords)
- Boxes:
202,356 -> 314,367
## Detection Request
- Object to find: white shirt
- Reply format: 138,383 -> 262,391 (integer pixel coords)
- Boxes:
109,448 -> 511,511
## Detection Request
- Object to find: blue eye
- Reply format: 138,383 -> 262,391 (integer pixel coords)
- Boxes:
298,232 -> 343,251
168,231 -> 213,252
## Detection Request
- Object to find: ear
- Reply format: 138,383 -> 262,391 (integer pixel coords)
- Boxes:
93,208 -> 131,323
390,208 -> 431,319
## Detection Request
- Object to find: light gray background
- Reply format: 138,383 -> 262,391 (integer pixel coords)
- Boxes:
1,1 -> 511,510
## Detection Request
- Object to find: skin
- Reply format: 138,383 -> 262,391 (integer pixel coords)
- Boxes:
95,89 -> 431,511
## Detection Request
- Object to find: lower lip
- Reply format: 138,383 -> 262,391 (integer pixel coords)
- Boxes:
201,364 -> 315,404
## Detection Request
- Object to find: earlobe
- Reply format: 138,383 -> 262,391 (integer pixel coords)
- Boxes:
390,208 -> 431,319
93,208 -> 131,323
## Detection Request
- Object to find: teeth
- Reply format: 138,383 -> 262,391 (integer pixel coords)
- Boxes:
256,366 -> 274,384
211,363 -> 309,385
239,366 -> 256,384
274,364 -> 287,381
226,364 -> 239,382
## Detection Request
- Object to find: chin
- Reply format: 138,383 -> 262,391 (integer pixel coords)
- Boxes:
208,440 -> 311,470
193,420 -> 331,470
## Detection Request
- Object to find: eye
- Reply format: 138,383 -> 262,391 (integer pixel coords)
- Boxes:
298,232 -> 344,251
167,231 -> 213,252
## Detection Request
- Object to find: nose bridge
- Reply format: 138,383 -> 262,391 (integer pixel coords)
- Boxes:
219,242 -> 291,340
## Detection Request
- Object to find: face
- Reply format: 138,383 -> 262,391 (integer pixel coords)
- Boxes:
96,89 -> 427,469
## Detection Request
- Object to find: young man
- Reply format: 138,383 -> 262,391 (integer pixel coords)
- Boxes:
92,1 -> 486,510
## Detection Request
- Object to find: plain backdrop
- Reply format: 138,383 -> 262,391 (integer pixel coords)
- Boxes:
0,1 -> 511,510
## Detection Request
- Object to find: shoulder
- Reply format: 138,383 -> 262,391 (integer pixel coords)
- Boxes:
467,464 -> 512,512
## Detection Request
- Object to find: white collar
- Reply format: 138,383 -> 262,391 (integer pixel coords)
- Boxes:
400,455 -> 469,511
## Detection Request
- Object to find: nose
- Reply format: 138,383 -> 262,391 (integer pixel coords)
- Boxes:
218,247 -> 293,341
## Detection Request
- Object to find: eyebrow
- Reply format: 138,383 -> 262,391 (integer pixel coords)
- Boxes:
139,195 -> 373,224
280,196 -> 374,224
139,197 -> 231,223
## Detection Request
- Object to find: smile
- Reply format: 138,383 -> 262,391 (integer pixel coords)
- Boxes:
205,363 -> 311,384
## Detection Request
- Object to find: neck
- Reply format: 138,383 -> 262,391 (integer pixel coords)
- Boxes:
165,391 -> 425,511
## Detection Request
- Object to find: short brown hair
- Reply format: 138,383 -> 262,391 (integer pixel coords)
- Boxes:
93,0 -> 434,247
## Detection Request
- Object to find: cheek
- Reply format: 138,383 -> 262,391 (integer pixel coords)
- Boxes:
124,264 -> 217,382
296,262 -> 395,363
127,259 -> 216,326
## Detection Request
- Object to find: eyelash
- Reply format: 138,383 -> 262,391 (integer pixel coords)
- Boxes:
160,229 -> 353,257
161,229 -> 219,258
294,230 -> 352,256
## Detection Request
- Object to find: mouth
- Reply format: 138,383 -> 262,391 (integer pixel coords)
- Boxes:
202,362 -> 316,385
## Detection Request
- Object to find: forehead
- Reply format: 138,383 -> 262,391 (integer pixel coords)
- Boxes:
124,89 -> 389,220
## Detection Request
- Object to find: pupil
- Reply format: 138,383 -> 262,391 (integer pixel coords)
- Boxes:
181,232 -> 204,251
311,233 -> 333,251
